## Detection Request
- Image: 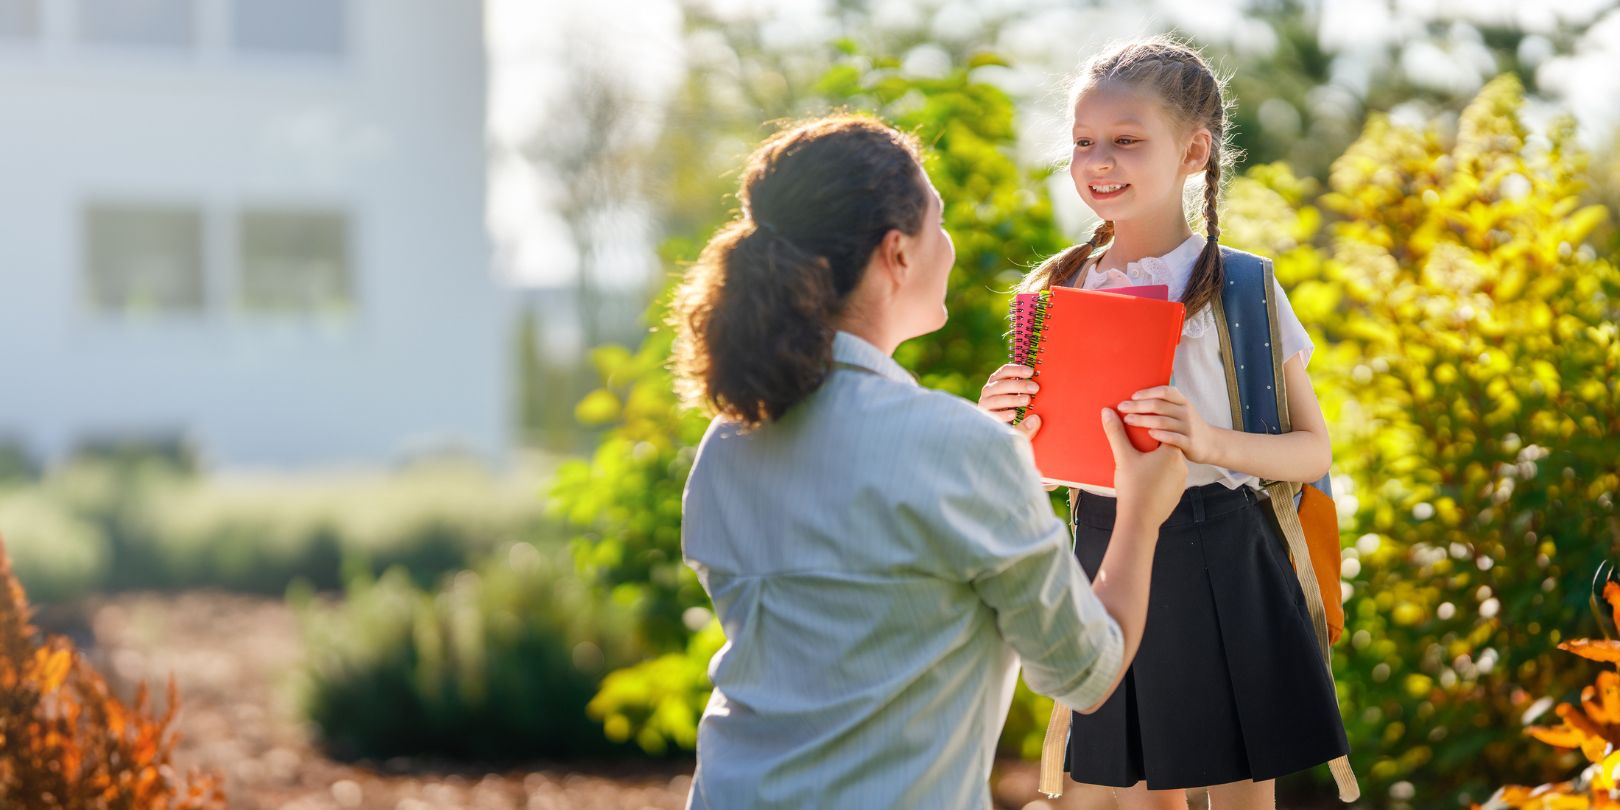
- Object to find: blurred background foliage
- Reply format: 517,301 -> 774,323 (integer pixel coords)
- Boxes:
4,0 -> 1618,806
0,455 -> 545,603
549,12 -> 1620,809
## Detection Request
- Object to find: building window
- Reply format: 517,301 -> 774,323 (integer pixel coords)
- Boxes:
231,0 -> 344,56
78,0 -> 194,49
238,209 -> 351,314
84,204 -> 206,316
0,0 -> 40,41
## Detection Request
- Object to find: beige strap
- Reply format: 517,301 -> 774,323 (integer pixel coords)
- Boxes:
1037,489 -> 1083,797
1264,482 -> 1330,660
1209,293 -> 1246,428
1221,271 -> 1362,803
1038,701 -> 1071,797
1258,261 -> 1359,801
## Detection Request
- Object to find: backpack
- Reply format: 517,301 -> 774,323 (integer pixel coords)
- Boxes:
1215,247 -> 1344,647
1215,247 -> 1359,802
1037,247 -> 1361,802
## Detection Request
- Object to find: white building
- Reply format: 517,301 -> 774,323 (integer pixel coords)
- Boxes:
0,0 -> 509,468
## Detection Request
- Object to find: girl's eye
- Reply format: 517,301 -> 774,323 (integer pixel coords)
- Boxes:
1116,138 -> 1138,146
1074,138 -> 1091,147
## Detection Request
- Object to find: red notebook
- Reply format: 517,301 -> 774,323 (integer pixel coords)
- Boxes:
1009,284 -> 1185,489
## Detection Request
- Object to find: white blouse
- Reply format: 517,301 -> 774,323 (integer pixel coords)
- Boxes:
1064,234 -> 1314,493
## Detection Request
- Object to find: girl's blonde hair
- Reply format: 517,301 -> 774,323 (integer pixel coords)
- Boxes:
1022,36 -> 1236,321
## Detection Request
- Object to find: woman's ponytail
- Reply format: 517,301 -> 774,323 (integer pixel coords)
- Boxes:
671,116 -> 928,427
673,221 -> 840,425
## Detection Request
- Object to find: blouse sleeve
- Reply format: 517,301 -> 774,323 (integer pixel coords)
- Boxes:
897,404 -> 1124,711
1271,276 -> 1314,369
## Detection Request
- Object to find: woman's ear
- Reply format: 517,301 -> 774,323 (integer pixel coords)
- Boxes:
872,228 -> 911,291
1182,127 -> 1214,174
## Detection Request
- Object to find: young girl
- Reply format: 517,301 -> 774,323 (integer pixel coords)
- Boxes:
977,38 -> 1352,807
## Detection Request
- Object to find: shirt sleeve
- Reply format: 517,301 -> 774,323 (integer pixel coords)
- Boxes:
902,404 -> 1125,711
1271,276 -> 1314,369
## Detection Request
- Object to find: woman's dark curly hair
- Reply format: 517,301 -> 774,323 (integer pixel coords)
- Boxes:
671,115 -> 929,427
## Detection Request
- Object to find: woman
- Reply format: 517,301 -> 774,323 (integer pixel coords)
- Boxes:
671,114 -> 1188,809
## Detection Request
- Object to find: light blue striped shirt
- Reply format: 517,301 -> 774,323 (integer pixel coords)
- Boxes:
682,330 -> 1124,809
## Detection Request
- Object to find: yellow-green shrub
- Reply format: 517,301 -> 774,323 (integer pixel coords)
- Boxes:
1225,76 -> 1620,804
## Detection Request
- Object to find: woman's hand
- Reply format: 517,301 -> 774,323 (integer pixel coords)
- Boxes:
978,363 -> 1042,439
1117,385 -> 1217,465
1101,408 -> 1187,529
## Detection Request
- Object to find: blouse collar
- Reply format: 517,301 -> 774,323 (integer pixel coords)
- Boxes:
831,330 -> 916,386
1078,233 -> 1212,338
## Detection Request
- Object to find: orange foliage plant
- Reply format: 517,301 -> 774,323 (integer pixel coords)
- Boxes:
1482,582 -> 1620,808
0,535 -> 224,809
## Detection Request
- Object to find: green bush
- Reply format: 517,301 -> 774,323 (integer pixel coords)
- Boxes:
293,541 -> 644,760
128,461 -> 544,593
586,618 -> 724,755
0,440 -> 39,483
0,459 -> 547,600
0,493 -> 109,603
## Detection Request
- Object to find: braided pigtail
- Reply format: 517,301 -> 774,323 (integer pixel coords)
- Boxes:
1019,219 -> 1115,293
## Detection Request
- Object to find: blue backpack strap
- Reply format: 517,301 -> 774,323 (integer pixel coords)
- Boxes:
1215,246 -> 1333,498
1215,248 -> 1281,435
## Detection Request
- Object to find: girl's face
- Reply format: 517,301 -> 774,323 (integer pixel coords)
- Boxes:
1068,80 -> 1209,223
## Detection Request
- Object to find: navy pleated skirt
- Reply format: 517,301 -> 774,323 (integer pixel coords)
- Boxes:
1064,482 -> 1350,789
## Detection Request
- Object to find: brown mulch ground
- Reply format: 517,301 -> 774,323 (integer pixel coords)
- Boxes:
32,591 -> 1338,810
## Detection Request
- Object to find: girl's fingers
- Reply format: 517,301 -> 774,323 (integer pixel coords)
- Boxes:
1123,414 -> 1186,432
1148,429 -> 1191,449
979,393 -> 1033,412
1117,399 -> 1182,419
983,378 -> 1039,398
987,364 -> 1035,382
983,407 -> 1018,423
1130,385 -> 1187,404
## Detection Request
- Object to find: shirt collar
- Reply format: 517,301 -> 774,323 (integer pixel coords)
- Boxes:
1161,233 -> 1207,276
832,330 -> 917,386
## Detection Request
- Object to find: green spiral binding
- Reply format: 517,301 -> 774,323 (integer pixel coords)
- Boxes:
1006,290 -> 1051,425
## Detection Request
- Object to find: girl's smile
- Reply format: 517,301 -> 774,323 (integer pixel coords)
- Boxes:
1087,182 -> 1131,201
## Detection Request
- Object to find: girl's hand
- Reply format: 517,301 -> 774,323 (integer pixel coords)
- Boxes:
978,363 -> 1042,439
1117,385 -> 1217,465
